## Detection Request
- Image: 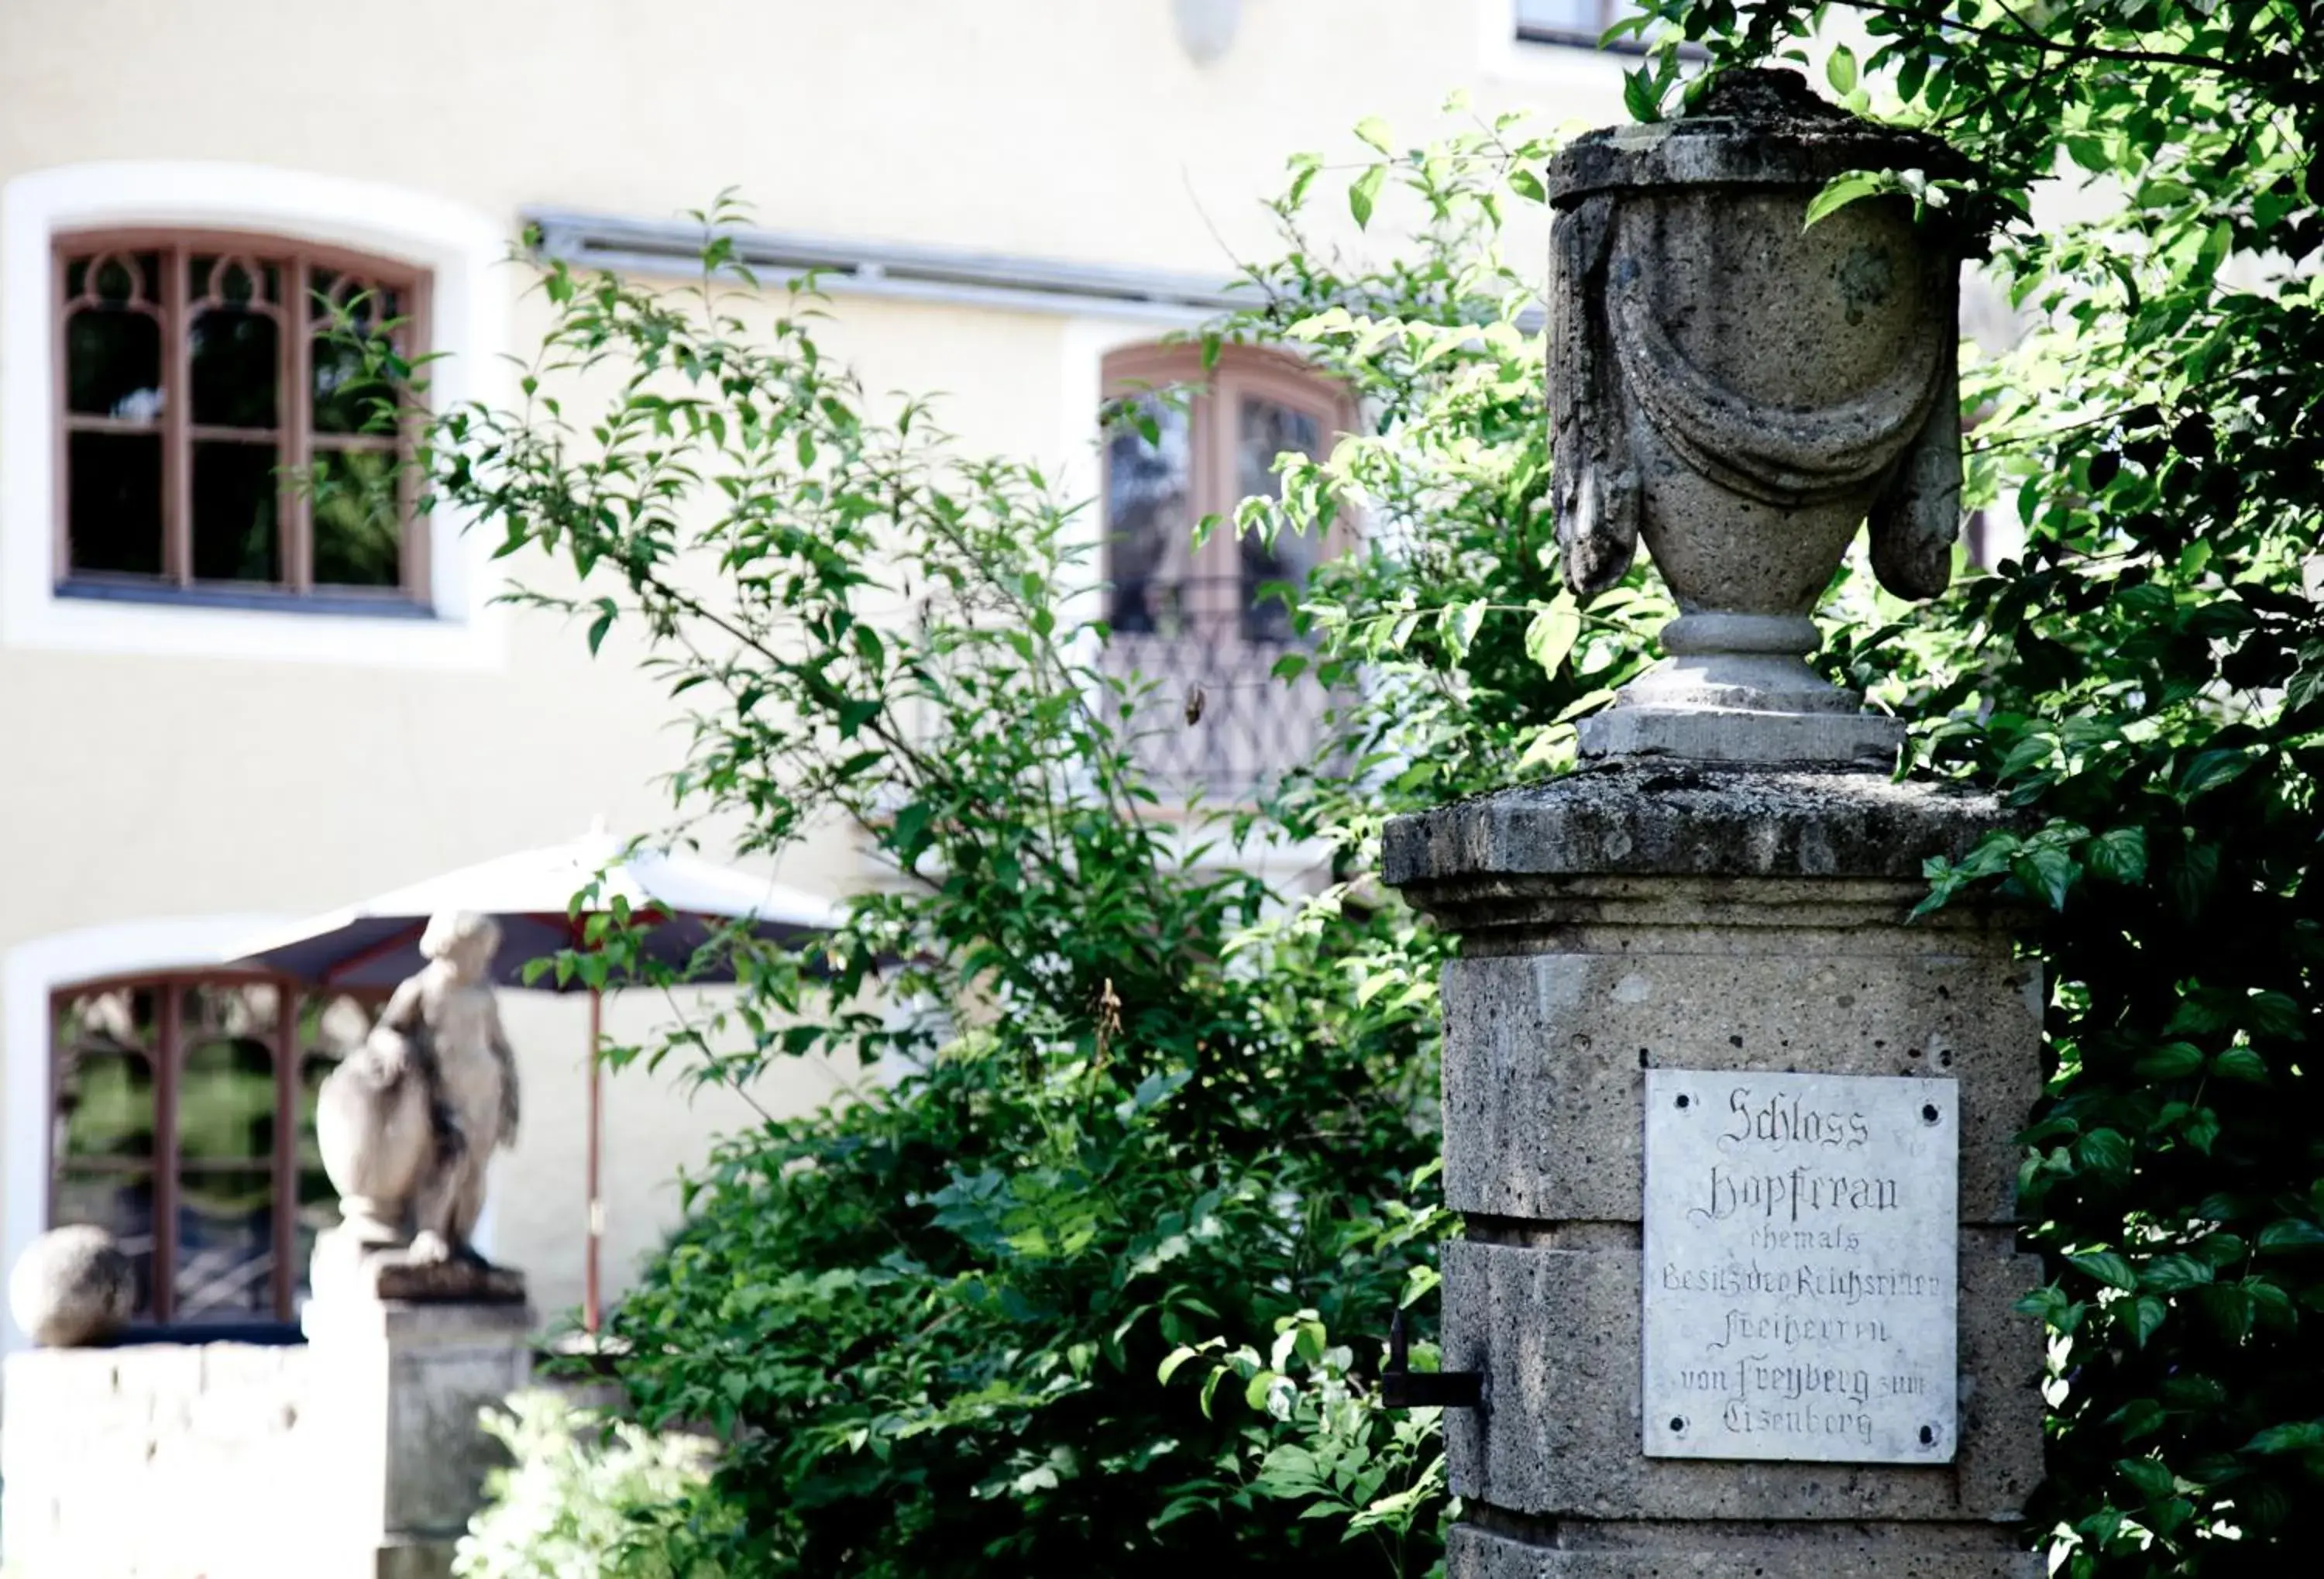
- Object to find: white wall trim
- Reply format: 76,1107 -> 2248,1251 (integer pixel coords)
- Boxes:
3,913 -> 286,1352
1,162 -> 516,669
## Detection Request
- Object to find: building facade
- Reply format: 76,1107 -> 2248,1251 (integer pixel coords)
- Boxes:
0,0 -> 1633,1346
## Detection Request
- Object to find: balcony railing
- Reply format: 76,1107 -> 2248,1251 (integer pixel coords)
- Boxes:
1099,578 -> 1342,803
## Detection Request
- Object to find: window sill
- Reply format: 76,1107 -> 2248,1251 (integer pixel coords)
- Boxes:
1514,28 -> 1708,59
103,1319 -> 307,1347
57,577 -> 436,621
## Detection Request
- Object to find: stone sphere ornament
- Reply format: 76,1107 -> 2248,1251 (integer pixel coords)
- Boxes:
1545,69 -> 1975,766
9,1224 -> 135,1347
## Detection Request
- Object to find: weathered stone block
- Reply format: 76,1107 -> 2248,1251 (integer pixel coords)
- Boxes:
1441,1237 -> 2044,1522
1447,1519 -> 2044,1578
1441,946 -> 2039,1227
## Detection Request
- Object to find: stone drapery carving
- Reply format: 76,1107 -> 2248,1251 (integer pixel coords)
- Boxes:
313,910 -> 523,1297
1546,69 -> 1973,765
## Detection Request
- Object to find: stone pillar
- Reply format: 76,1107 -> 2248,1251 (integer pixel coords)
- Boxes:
301,1279 -> 532,1579
1380,70 -> 2045,1579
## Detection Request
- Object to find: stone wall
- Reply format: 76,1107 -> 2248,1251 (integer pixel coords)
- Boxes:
2,1343 -> 317,1578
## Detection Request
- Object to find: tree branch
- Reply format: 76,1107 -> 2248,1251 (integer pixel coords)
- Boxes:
1848,0 -> 2290,88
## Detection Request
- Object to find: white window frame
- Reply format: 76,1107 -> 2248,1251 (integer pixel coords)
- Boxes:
1,163 -> 514,669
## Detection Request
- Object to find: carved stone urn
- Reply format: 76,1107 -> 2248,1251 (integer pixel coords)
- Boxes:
1545,70 -> 1972,766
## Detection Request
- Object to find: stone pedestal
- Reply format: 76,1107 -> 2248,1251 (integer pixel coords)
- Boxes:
1384,764 -> 2044,1577
301,1287 -> 533,1579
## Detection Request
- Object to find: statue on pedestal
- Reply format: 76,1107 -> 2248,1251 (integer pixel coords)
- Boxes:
312,910 -> 524,1301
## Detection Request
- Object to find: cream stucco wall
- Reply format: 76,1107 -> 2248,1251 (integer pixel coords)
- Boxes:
0,0 -> 1631,1337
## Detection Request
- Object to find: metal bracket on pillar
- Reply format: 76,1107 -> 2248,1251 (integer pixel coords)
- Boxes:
1379,1308 -> 1483,1410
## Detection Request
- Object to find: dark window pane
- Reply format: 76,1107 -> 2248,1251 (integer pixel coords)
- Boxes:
58,1050 -> 155,1161
70,252 -> 161,306
190,256 -> 279,308
191,307 -> 280,428
53,1170 -> 156,1317
64,308 -> 163,421
311,331 -> 400,436
67,430 -> 163,576
1235,397 -> 1328,642
311,449 -> 404,587
191,440 -> 281,583
175,1168 -> 273,1319
177,984 -> 277,1164
54,987 -> 160,1163
1103,394 -> 1191,635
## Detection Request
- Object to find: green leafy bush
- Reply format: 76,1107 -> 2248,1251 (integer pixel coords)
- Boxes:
416,189 -> 1580,1572
453,1390 -> 731,1579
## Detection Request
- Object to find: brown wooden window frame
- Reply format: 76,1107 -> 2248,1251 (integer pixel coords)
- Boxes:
46,970 -> 385,1332
1100,341 -> 1359,638
53,228 -> 431,609
1098,342 -> 1359,802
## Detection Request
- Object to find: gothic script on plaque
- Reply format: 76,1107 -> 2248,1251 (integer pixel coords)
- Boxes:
1642,1069 -> 1957,1464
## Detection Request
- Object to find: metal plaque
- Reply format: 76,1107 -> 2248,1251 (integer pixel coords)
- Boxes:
1642,1069 -> 1958,1464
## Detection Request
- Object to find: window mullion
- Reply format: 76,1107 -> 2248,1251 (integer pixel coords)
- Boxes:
401,271 -> 432,602
163,246 -> 191,587
285,256 -> 311,591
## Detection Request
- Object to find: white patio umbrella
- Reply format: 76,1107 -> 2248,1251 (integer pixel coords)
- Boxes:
229,821 -> 840,1330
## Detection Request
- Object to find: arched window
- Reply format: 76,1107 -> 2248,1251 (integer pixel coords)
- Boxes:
1099,344 -> 1355,798
54,232 -> 425,604
49,973 -> 379,1331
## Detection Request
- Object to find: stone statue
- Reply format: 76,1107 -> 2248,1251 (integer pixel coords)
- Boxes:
1544,68 -> 1974,767
313,910 -> 523,1295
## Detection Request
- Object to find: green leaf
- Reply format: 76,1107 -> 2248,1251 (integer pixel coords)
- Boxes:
1621,66 -> 1662,124
2132,1042 -> 2204,1081
1803,172 -> 1889,229
2085,826 -> 2147,886
2212,1046 -> 2267,1082
1349,166 -> 1387,229
1352,115 -> 1393,154
1825,43 -> 1858,96
2130,1295 -> 2168,1347
1524,599 -> 1583,677
2070,1251 -> 2140,1292
2175,748 -> 2251,800
2257,1220 -> 2324,1252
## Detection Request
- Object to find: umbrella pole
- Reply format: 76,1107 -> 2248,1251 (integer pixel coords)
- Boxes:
586,985 -> 603,1334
